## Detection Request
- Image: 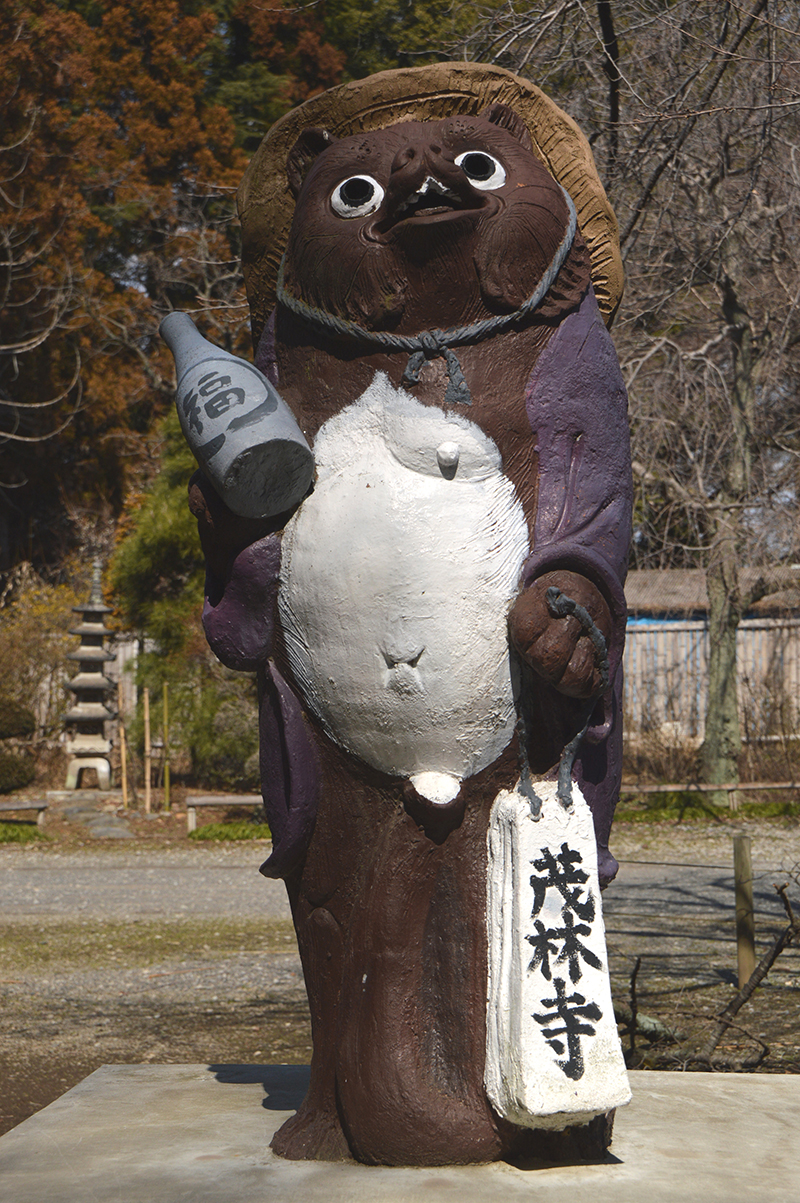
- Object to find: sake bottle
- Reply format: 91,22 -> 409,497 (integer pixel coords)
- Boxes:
160,312 -> 314,520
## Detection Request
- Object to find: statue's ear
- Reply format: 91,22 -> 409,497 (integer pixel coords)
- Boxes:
481,103 -> 534,154
286,128 -> 337,198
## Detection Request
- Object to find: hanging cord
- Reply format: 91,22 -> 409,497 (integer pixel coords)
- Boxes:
276,187 -> 578,407
518,585 -> 611,818
548,587 -> 610,811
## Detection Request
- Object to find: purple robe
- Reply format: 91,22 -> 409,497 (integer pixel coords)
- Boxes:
200,288 -> 631,884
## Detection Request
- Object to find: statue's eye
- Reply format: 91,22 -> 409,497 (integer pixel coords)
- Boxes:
331,175 -> 385,218
454,152 -> 506,190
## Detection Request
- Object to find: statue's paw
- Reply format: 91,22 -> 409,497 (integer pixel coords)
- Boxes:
270,1098 -> 352,1162
188,469 -> 284,583
509,570 -> 612,699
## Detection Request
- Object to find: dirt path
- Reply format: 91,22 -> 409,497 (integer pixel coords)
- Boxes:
606,818 -> 800,1074
2,816 -> 799,1137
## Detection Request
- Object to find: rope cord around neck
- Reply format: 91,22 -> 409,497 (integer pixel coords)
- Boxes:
276,186 -> 578,406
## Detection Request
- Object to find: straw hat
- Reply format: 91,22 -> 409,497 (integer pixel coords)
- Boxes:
238,62 -> 623,346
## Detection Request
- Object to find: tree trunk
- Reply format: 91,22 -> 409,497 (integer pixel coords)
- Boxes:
700,535 -> 741,797
700,269 -> 756,797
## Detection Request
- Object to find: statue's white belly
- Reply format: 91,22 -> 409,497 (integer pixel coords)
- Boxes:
278,373 -> 529,787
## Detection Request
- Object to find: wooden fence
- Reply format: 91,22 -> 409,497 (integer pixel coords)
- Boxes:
623,617 -> 800,741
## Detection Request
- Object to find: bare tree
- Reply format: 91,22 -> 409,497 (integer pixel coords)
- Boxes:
0,122 -> 85,469
460,0 -> 800,787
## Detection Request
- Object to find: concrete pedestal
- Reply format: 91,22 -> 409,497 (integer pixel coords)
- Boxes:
0,1065 -> 797,1202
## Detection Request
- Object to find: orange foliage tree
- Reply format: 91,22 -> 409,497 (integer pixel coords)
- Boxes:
0,0 -> 343,573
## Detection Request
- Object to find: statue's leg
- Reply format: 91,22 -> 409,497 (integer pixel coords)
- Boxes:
334,759 -> 518,1167
268,742 -> 360,1162
270,877 -> 352,1161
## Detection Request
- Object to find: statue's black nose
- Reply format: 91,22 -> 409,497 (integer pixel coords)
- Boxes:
390,141 -> 446,173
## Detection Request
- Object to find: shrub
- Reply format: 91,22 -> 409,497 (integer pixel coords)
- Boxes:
189,819 -> 271,841
0,750 -> 35,794
0,697 -> 36,740
0,821 -> 46,844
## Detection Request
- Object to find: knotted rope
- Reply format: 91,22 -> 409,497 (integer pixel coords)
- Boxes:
276,186 -> 577,406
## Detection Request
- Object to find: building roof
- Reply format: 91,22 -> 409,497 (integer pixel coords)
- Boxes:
625,567 -> 800,617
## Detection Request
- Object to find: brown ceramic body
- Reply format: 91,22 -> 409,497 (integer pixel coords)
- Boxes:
191,105 -> 631,1165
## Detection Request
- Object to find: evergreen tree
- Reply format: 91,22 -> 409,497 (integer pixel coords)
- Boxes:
110,408 -> 260,787
321,1 -> 488,80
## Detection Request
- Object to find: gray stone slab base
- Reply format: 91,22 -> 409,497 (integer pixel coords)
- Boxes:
0,1065 -> 798,1203
46,791 -> 124,801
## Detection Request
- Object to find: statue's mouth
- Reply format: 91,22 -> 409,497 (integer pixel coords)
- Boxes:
395,177 -> 465,218
372,175 -> 487,237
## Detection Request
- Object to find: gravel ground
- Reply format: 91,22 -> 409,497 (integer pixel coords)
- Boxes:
0,841 -> 292,920
610,816 -> 800,873
2,814 -> 799,1138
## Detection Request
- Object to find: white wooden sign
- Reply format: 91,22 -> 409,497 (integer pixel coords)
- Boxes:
486,780 -> 631,1128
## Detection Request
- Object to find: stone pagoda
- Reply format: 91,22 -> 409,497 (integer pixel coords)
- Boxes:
64,561 -> 115,790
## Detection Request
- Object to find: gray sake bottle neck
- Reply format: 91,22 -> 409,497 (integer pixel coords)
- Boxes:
160,312 -> 242,383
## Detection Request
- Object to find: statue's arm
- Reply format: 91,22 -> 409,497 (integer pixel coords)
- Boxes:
188,470 -> 283,672
510,288 -> 632,697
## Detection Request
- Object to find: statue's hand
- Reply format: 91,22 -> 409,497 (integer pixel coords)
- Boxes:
188,470 -> 275,584
508,570 -> 612,699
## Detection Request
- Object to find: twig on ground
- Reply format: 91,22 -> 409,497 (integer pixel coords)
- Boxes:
777,882 -> 796,925
700,883 -> 800,1061
629,955 -> 641,1060
614,1003 -> 683,1044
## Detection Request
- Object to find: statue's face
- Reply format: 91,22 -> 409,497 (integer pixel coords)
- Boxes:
283,111 -> 572,330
